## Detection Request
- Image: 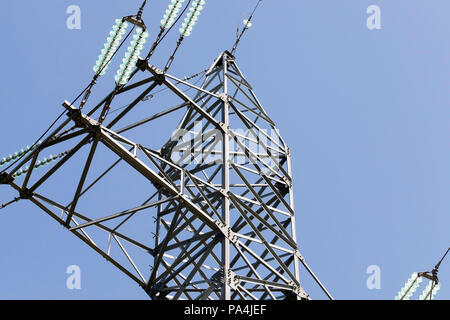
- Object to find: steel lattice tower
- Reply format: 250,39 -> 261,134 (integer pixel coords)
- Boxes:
0,50 -> 331,300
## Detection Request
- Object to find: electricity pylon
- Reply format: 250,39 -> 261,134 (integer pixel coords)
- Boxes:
0,51 -> 332,300
0,2 -> 332,301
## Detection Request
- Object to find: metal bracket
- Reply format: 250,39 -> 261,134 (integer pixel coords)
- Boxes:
123,16 -> 146,30
19,187 -> 33,200
228,269 -> 240,290
275,181 -> 290,197
219,122 -> 228,132
287,280 -> 310,300
148,281 -> 169,300
0,172 -> 14,185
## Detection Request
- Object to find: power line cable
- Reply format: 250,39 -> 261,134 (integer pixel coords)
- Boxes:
231,0 -> 262,55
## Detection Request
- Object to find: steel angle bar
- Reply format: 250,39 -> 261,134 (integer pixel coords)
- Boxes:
196,283 -> 220,300
225,72 -> 253,91
231,131 -> 286,156
43,128 -> 89,148
229,182 -> 274,236
148,203 -> 183,286
294,251 -> 334,300
206,52 -> 226,76
257,257 -> 297,300
236,285 -> 258,300
70,196 -> 176,231
1,116 -> 75,183
84,76 -> 157,118
151,236 -> 217,286
227,88 -> 274,126
163,254 -> 220,273
117,76 -> 158,95
162,230 -> 217,252
159,217 -> 222,285
230,252 -> 284,300
231,243 -> 277,300
102,126 -> 138,147
140,147 -> 180,190
98,127 -> 220,231
185,171 -> 222,194
65,145 -> 134,209
159,206 -> 220,270
232,252 -> 292,273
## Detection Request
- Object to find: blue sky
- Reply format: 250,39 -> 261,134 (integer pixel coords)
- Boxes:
0,0 -> 449,300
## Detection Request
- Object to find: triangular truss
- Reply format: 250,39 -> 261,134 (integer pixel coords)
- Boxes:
0,51 -> 332,300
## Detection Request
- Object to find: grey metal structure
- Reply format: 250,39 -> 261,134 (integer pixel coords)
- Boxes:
0,50 -> 332,300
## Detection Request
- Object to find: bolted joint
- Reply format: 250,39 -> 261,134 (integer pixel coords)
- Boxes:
19,187 -> 33,200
